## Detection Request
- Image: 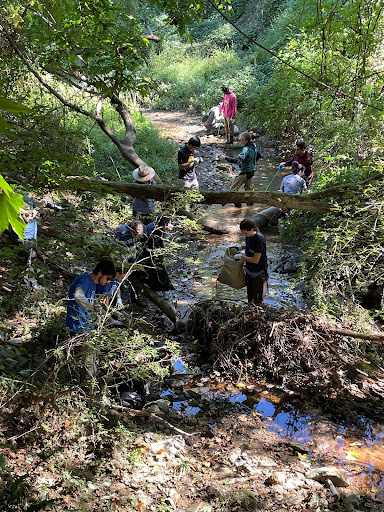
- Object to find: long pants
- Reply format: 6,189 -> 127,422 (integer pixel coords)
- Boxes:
246,271 -> 269,304
230,173 -> 254,192
224,117 -> 235,141
184,178 -> 199,190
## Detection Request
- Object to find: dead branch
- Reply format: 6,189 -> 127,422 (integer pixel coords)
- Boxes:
64,177 -> 333,212
110,404 -> 196,436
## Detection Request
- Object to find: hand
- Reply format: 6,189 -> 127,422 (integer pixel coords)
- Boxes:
234,253 -> 243,261
216,154 -> 226,161
229,118 -> 235,122
279,163 -> 285,171
116,297 -> 124,309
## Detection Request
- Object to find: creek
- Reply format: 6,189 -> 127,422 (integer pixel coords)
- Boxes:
166,140 -> 384,499
144,110 -> 384,502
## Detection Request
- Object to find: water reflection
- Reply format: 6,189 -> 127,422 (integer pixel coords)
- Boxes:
166,377 -> 384,495
254,398 -> 313,443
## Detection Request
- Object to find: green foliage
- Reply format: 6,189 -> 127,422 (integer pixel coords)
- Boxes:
0,455 -> 55,512
148,46 -> 247,112
281,167 -> 384,318
0,174 -> 25,239
85,109 -> 178,181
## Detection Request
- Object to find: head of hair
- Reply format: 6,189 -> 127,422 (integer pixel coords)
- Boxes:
296,140 -> 306,150
291,161 -> 300,174
93,259 -> 116,277
221,85 -> 230,94
240,218 -> 258,232
240,132 -> 251,143
188,136 -> 201,148
156,214 -> 171,227
129,219 -> 144,235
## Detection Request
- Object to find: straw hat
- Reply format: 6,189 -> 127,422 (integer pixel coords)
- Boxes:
132,165 -> 156,182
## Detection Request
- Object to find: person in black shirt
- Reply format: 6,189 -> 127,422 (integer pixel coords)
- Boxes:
234,218 -> 268,304
177,136 -> 202,190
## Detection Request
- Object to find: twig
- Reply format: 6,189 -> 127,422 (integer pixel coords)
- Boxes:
109,404 -> 197,437
7,424 -> 39,442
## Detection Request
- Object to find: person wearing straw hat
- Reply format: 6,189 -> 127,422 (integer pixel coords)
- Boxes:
131,164 -> 158,224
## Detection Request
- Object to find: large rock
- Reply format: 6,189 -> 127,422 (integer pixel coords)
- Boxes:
150,435 -> 185,456
306,467 -> 350,487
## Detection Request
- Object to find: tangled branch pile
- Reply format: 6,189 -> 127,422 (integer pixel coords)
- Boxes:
187,300 -> 384,410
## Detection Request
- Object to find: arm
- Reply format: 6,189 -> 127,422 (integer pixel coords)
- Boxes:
178,159 -> 194,170
225,146 -> 246,165
74,287 -> 94,312
241,252 -> 261,264
283,155 -> 294,167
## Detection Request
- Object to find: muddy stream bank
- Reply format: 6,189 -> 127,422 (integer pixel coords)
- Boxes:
144,110 -> 384,505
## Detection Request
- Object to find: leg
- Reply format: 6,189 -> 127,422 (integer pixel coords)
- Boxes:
229,174 -> 247,207
228,118 -> 235,143
223,117 -> 230,141
246,272 -> 268,304
244,176 -> 254,205
230,174 -> 247,191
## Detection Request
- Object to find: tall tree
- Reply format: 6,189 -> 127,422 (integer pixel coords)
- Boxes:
0,0 -> 231,171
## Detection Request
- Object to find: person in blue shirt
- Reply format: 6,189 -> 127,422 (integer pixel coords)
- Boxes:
66,260 -> 116,334
234,218 -> 268,304
281,161 -> 307,195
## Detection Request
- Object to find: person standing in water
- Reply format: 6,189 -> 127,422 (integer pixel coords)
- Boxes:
234,218 -> 268,304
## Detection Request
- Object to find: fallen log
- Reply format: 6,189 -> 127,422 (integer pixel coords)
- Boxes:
65,176 -> 332,213
129,275 -> 185,330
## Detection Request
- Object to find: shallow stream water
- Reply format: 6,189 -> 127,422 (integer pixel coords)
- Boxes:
167,143 -> 384,498
143,111 -> 384,501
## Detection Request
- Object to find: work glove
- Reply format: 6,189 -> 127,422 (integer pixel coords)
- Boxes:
279,163 -> 285,171
216,154 -> 226,161
194,156 -> 203,164
234,253 -> 243,261
116,297 -> 124,310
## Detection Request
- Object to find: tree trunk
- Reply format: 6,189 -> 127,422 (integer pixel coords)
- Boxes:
65,177 -> 332,212
129,276 -> 185,330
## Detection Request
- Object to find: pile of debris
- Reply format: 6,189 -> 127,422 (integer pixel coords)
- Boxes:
187,300 -> 384,412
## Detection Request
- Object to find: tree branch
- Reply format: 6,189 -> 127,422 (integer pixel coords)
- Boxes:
0,20 -> 146,168
64,177 -> 333,212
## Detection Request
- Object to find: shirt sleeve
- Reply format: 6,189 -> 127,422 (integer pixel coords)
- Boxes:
74,287 -> 94,312
284,154 -> 295,166
229,95 -> 237,116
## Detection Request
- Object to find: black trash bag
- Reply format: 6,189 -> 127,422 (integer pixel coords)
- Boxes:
118,380 -> 150,410
145,260 -> 174,291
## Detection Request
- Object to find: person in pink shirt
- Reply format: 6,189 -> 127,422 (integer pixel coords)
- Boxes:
220,85 -> 237,144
